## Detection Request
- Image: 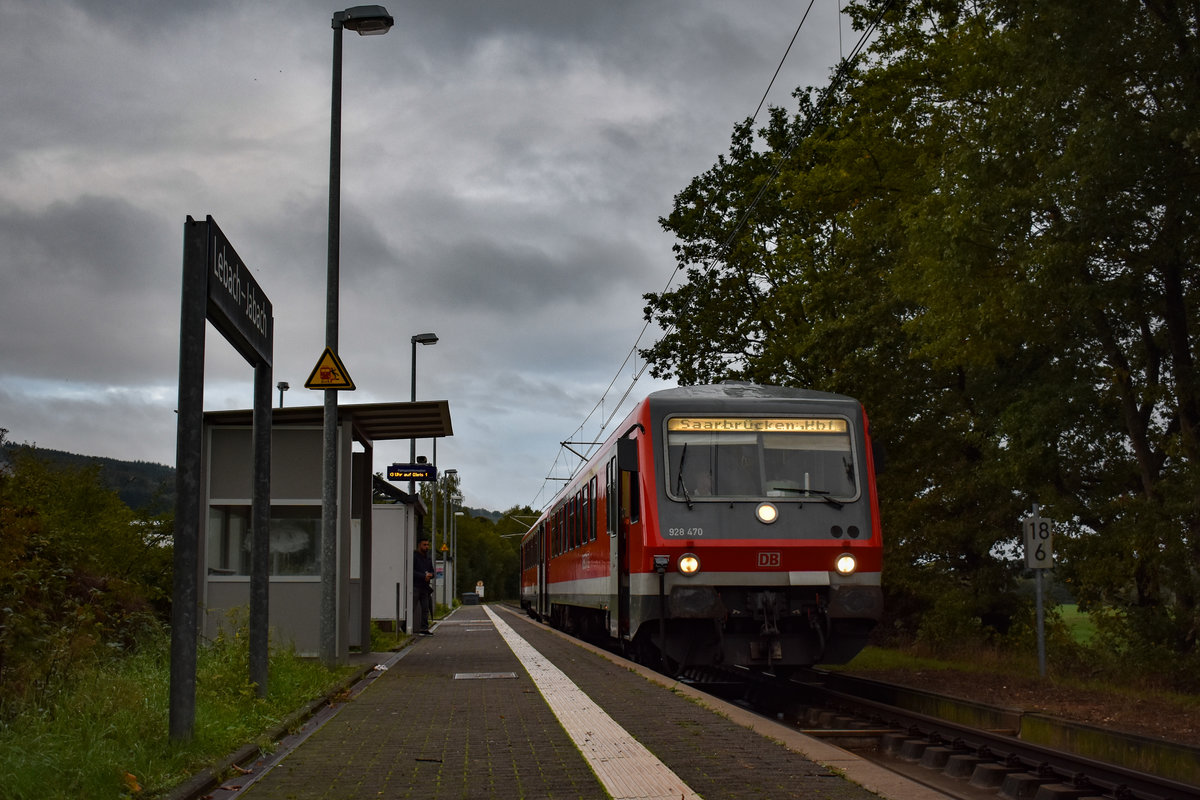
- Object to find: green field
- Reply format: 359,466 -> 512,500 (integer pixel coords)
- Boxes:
1059,604 -> 1098,644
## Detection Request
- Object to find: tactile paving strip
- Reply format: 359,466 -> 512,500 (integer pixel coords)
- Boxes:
485,605 -> 702,800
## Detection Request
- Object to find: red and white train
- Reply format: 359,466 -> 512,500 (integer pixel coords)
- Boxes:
520,383 -> 884,674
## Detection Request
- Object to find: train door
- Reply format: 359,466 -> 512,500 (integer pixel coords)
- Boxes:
606,457 -> 619,636
615,437 -> 638,640
538,522 -> 549,618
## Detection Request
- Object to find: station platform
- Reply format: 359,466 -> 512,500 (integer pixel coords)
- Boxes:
206,604 -> 943,800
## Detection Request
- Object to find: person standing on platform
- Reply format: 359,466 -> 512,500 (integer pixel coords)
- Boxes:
413,536 -> 434,635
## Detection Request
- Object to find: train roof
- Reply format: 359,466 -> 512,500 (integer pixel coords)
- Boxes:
647,382 -> 857,404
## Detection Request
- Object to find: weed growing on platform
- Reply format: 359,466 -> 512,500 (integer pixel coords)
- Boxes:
0,624 -> 352,800
367,620 -> 409,653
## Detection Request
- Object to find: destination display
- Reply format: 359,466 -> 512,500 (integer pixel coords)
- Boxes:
667,417 -> 848,433
388,463 -> 437,482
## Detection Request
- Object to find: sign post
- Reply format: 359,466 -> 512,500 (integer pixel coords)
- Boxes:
172,216 -> 274,740
1023,503 -> 1055,678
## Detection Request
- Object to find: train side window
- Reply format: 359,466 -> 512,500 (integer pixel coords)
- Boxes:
570,493 -> 578,549
606,458 -> 616,536
620,469 -> 640,524
589,475 -> 598,541
565,497 -> 573,551
578,487 -> 587,547
576,490 -> 583,546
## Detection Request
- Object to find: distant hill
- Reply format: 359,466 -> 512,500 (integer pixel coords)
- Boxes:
1,443 -> 175,514
0,443 -> 512,521
463,507 -> 504,522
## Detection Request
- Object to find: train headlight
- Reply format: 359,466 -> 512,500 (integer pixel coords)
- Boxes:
756,502 -> 779,524
678,553 -> 701,575
835,553 -> 857,576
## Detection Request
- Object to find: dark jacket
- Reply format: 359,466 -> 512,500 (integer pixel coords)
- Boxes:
413,549 -> 434,593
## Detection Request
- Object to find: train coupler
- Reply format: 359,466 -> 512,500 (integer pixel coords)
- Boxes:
749,636 -> 783,662
751,590 -> 782,636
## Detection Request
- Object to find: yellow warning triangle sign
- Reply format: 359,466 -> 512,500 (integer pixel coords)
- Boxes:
305,347 -> 356,390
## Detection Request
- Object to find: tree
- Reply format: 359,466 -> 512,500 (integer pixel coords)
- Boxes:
452,509 -> 522,601
0,437 -> 172,710
643,0 -> 1200,671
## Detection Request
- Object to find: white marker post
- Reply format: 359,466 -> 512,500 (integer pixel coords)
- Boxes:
1024,503 -> 1055,678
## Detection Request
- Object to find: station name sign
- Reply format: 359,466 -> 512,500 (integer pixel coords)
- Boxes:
388,463 -> 437,482
198,215 -> 273,366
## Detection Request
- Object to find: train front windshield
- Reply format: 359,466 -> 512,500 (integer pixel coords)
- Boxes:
665,416 -> 857,502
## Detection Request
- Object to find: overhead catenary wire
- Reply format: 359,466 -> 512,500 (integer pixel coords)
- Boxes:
531,1 -> 894,512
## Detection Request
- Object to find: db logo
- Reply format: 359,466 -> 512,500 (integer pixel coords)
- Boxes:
757,552 -> 781,568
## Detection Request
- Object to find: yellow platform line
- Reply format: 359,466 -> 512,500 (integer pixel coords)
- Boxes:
484,606 -> 702,800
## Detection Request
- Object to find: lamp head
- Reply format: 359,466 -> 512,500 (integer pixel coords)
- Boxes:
412,332 -> 439,346
335,5 -> 394,35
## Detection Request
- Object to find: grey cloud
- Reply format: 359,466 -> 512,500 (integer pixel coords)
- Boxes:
0,196 -> 179,382
0,0 -> 850,510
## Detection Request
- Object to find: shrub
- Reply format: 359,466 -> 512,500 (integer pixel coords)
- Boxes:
0,443 -> 171,715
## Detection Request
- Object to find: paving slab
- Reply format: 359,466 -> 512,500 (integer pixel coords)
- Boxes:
225,604 -> 936,800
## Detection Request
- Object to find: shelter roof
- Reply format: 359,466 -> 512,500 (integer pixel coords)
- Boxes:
204,400 -> 452,445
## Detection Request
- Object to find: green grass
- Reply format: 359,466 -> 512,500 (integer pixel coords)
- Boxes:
367,620 -> 411,653
1058,604 -> 1098,644
0,627 -> 355,800
836,645 -> 971,673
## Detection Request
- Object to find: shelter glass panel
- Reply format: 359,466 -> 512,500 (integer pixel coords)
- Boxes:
206,504 -> 322,576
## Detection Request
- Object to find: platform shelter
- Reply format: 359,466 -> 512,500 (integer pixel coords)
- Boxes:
199,401 -> 451,658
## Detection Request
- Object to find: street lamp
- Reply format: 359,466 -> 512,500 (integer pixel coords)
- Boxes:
277,381 -> 289,408
452,494 -> 463,602
409,332 -> 439,487
337,4 -> 394,34
441,469 -> 457,607
320,4 -> 394,668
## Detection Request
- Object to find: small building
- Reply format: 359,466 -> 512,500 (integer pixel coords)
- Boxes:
200,401 -> 451,659
371,474 -> 423,633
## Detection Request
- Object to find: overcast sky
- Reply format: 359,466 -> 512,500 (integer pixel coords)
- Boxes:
0,0 -> 848,512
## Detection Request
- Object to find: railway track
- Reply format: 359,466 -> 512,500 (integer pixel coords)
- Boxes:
678,666 -> 1200,800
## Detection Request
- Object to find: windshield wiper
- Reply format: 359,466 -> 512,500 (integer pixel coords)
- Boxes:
675,443 -> 693,509
769,486 -> 844,509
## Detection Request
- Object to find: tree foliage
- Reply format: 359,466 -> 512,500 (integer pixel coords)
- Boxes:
452,508 -> 525,601
416,473 -> 523,601
642,0 -> 1200,677
0,433 -> 173,711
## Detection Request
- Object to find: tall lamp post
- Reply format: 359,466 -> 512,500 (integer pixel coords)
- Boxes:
442,469 -> 457,607
453,510 -> 463,604
409,332 -> 438,490
320,4 -> 394,668
409,332 -> 438,611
